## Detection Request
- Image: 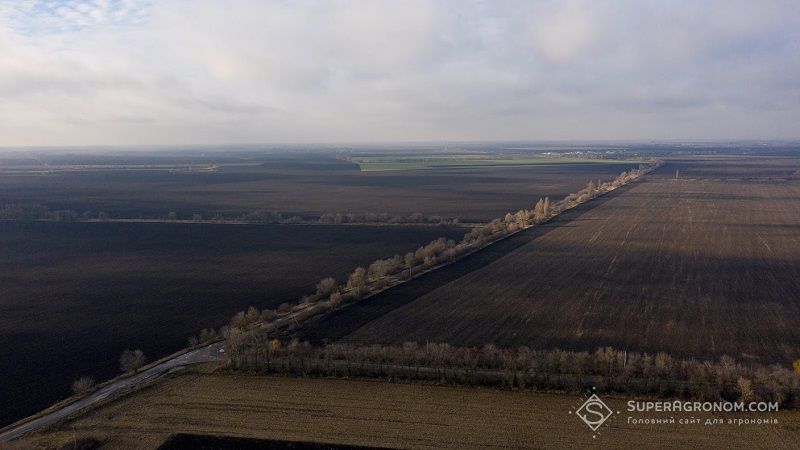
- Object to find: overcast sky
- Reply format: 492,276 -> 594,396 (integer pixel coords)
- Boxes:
0,0 -> 798,146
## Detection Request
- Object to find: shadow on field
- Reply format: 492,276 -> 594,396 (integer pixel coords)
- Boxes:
295,181 -> 641,344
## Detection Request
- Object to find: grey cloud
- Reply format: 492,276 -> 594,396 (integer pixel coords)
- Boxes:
0,0 -> 798,145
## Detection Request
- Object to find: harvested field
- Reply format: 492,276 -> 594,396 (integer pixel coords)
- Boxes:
351,154 -> 640,171
665,156 -> 800,179
0,151 -> 639,222
0,221 -> 464,427
12,373 -> 800,449
309,158 -> 800,364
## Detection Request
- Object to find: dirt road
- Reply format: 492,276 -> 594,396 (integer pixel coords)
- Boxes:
0,342 -> 225,443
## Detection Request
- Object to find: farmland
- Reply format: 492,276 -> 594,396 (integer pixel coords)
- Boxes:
12,373 -> 800,449
4,149 -> 800,444
0,150 -> 640,222
349,154 -> 640,171
303,157 -> 800,364
0,221 -> 464,427
0,148 -> 647,428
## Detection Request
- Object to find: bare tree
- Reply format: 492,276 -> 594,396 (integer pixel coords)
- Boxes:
368,260 -> 387,280
72,376 -> 95,395
533,198 -> 547,222
315,277 -> 337,296
119,349 -> 147,373
514,209 -> 530,227
245,306 -> 260,324
346,266 -> 367,295
403,251 -> 416,268
586,181 -> 596,197
230,311 -> 248,329
738,377 -> 754,402
329,291 -> 343,307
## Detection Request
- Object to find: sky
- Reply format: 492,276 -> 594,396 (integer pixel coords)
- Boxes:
0,0 -> 798,146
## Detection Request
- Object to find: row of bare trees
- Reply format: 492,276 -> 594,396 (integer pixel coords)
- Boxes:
70,348 -> 148,397
317,212 -> 460,225
226,339 -> 800,408
0,204 -> 110,222
0,202 -> 460,226
241,210 -> 462,225
459,164 -> 658,247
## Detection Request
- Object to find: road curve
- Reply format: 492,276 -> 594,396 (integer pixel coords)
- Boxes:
0,342 -> 225,443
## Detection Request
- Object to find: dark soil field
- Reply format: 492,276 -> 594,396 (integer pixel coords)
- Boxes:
665,156 -> 800,179
0,221 -> 464,427
304,157 -> 800,364
0,151 -> 639,222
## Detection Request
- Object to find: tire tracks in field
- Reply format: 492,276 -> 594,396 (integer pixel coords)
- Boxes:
295,183 -> 643,344
575,187 -> 645,340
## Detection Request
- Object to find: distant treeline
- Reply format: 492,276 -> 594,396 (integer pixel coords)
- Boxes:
224,339 -> 800,409
0,204 -> 461,225
0,203 -> 97,222
197,161 -> 664,346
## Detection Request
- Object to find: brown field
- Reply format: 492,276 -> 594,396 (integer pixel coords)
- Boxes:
666,156 -> 800,179
13,373 -> 800,449
315,158 -> 800,364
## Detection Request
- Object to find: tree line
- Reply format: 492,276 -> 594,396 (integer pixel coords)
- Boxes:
224,339 -> 800,409
239,210 -> 462,225
0,203 -> 460,226
70,348 -> 148,396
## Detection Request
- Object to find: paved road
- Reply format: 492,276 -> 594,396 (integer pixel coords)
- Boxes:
0,342 -> 226,443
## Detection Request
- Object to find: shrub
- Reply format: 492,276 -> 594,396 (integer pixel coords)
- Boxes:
315,277 -> 337,296
119,349 -> 146,373
71,376 -> 96,395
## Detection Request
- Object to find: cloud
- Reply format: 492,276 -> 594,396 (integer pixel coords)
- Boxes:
527,1 -> 606,64
0,0 -> 798,145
